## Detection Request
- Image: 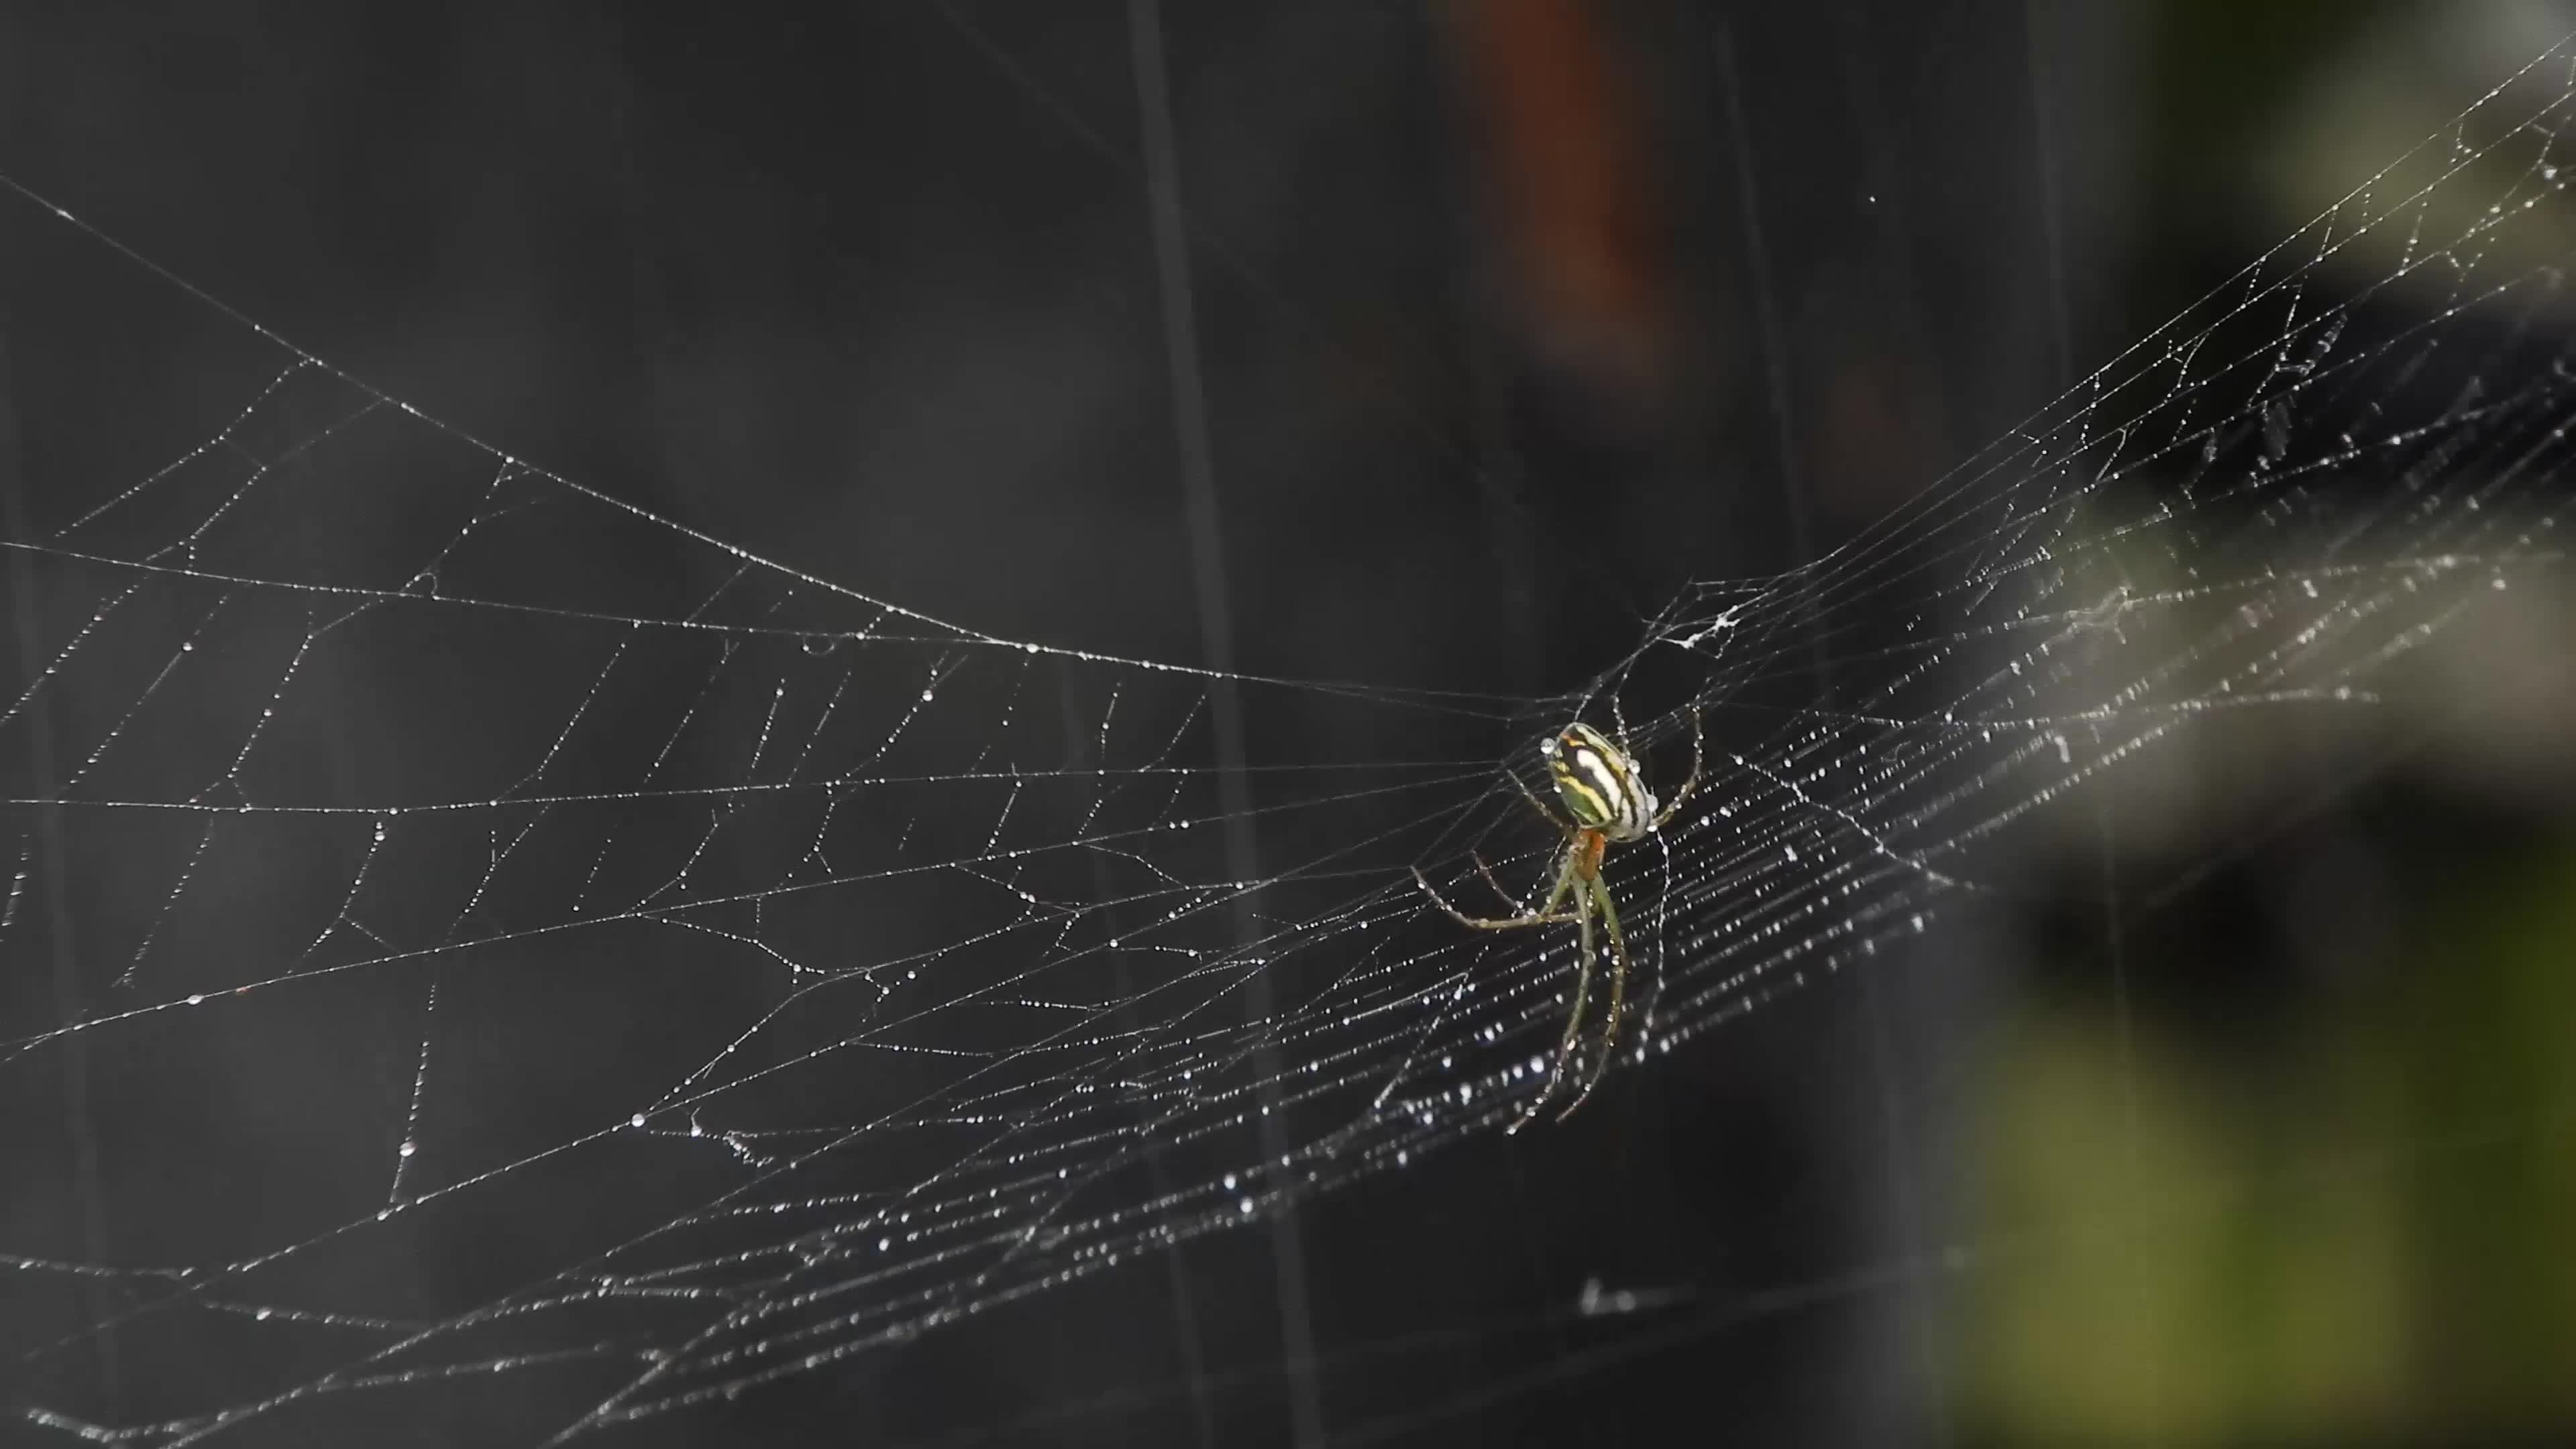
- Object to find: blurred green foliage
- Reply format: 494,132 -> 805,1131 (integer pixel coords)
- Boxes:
1962,845 -> 2575,1443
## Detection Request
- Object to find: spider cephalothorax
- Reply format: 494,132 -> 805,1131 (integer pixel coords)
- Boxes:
1413,708 -> 1701,1130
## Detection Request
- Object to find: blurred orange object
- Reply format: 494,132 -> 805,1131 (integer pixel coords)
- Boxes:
1445,0 -> 1671,405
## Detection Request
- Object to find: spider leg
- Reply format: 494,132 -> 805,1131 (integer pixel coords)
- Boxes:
1650,704 -> 1705,831
1557,873 -> 1631,1121
1411,849 -> 1580,930
1463,764 -> 1578,914
1472,851 -> 1544,916
1506,767 -> 1561,829
1509,881 -> 1596,1134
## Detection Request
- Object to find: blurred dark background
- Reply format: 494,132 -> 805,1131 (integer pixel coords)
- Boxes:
4,2 -> 2573,1445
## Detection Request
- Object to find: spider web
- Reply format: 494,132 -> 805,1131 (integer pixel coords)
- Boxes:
5,26 -> 2575,1449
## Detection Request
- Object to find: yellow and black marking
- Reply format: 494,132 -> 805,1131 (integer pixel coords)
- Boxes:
1544,721 -> 1656,842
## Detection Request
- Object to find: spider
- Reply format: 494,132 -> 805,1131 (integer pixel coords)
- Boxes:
1413,708 -> 1702,1132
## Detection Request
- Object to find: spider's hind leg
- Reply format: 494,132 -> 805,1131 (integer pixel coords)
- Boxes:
1411,848 -> 1580,930
1470,853 -> 1532,915
1509,884 -> 1596,1134
1556,873 -> 1631,1122
1505,763 -> 1562,830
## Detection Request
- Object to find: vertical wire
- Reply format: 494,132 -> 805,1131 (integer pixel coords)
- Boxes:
1124,3 -> 1326,1442
1421,11 -> 1578,1381
1058,676 -> 1218,1448
1712,14 -> 1944,1442
1711,20 -> 1817,616
2026,0 -> 2150,1398
2025,1 -> 2076,390
0,321 -> 123,1409
2023,0 -> 2135,1130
